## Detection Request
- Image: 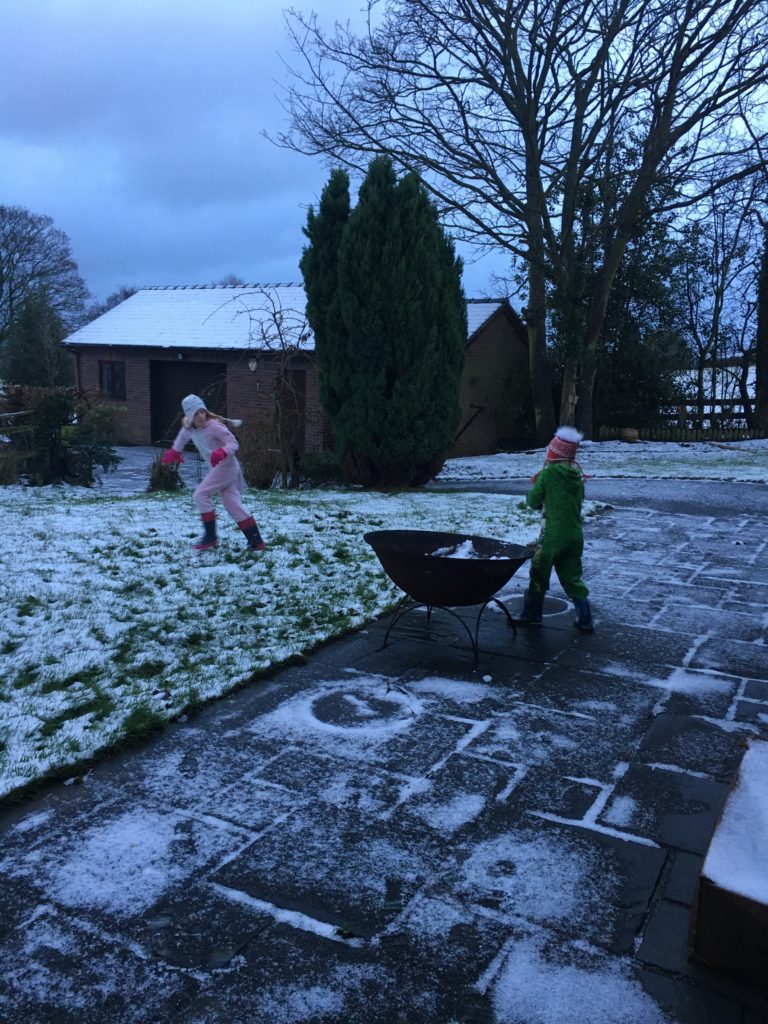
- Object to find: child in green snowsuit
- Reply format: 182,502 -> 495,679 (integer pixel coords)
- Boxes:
516,426 -> 594,633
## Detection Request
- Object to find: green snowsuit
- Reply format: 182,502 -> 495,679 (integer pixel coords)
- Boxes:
525,461 -> 589,600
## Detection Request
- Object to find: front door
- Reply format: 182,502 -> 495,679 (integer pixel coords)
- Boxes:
150,361 -> 227,444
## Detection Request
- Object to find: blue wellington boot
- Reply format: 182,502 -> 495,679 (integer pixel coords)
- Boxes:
573,597 -> 594,633
514,589 -> 544,625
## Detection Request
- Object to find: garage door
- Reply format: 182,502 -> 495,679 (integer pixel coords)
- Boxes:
150,362 -> 228,444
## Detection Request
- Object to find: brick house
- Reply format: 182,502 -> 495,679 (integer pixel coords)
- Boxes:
64,285 -> 532,455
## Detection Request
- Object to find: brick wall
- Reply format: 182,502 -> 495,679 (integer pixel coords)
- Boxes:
73,347 -> 151,445
72,345 -> 325,449
71,319 -> 530,456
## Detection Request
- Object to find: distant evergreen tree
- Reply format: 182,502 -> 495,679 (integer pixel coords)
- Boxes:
0,288 -> 73,387
300,168 -> 351,426
303,156 -> 466,486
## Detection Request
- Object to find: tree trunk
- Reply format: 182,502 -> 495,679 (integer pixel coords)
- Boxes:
696,359 -> 705,430
578,213 -> 637,438
579,284 -> 612,439
737,351 -> 753,430
559,355 -> 579,427
526,259 -> 556,444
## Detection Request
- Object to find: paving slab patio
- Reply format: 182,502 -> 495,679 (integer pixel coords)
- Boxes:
1,489 -> 768,1023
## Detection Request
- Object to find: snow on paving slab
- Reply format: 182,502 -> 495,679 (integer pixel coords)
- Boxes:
489,932 -> 671,1024
0,485 -> 559,800
437,438 -> 768,482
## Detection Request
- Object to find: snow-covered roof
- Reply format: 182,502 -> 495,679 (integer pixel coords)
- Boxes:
64,286 -> 510,351
466,299 -> 508,338
65,285 -> 310,351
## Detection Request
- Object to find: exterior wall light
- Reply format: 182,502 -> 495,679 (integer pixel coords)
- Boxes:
248,357 -> 258,373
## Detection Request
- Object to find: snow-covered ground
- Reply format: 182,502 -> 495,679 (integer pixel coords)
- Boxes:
437,438 -> 768,483
1,442 -> 767,1024
3,436 -> 766,801
0,484 -> 574,800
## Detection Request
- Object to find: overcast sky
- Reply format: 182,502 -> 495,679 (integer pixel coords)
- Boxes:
0,0 -> 509,305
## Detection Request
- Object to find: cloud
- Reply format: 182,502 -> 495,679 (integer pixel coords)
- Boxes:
0,0 -> 509,301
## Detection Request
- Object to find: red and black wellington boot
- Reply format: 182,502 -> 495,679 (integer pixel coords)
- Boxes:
192,511 -> 218,551
238,515 -> 265,551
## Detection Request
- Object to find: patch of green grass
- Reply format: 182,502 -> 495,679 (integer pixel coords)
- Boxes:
120,579 -> 150,596
121,703 -> 166,737
1,640 -> 19,656
112,638 -> 136,665
181,630 -> 206,648
13,666 -> 39,689
306,548 -> 323,565
121,540 -> 146,555
17,595 -> 43,617
38,693 -> 116,738
240,601 -> 267,615
40,667 -> 102,695
130,659 -> 167,680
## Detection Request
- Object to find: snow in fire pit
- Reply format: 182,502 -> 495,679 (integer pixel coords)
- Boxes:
431,540 -> 508,559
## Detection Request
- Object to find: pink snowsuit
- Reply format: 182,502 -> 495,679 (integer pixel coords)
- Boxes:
170,419 -> 250,522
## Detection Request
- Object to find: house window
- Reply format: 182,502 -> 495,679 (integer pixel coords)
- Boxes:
99,360 -> 126,400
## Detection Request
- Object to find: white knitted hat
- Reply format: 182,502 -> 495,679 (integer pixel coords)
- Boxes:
182,394 -> 207,424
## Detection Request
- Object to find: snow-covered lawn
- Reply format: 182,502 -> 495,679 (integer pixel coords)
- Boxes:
4,433 -> 765,800
0,485 -> 567,800
438,438 -> 768,482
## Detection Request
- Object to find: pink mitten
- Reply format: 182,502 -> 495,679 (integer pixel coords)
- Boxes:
210,447 -> 227,467
162,449 -> 183,465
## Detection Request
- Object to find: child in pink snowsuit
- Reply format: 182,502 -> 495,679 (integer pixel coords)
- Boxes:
162,394 -> 265,552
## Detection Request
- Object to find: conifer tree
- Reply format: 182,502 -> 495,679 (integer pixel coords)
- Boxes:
300,169 -> 350,425
304,156 -> 466,486
0,288 -> 73,387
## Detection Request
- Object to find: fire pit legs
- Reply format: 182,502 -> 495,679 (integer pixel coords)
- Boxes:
382,596 -> 517,662
475,598 -> 518,653
365,529 -> 533,663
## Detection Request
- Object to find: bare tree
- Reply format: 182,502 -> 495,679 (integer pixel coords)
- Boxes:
277,0 -> 768,438
85,285 -> 138,322
212,273 -> 247,287
0,205 -> 90,340
679,173 -> 764,428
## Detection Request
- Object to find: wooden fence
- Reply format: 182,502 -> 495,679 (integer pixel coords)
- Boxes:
597,424 -> 758,443
598,397 -> 762,443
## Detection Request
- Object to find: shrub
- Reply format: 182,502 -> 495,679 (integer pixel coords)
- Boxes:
147,453 -> 186,493
237,418 -> 281,489
297,450 -> 345,487
0,385 -> 121,486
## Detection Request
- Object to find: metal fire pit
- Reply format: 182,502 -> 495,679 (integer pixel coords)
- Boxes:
364,529 -> 534,659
